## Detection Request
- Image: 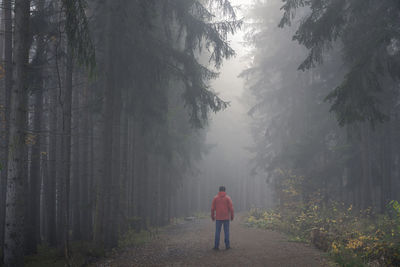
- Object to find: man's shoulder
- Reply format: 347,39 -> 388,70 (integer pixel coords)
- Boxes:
226,195 -> 232,200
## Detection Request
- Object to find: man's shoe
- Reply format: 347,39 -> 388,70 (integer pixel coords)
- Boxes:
213,247 -> 219,251
225,246 -> 231,250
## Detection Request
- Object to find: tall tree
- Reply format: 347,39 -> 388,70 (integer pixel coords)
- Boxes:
0,0 -> 13,255
4,0 -> 31,265
25,0 -> 46,254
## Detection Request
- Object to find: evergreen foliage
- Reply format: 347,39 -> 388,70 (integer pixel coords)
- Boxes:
280,0 -> 400,125
245,0 -> 400,219
62,0 -> 96,73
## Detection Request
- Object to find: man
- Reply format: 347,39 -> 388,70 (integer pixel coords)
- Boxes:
211,186 -> 234,250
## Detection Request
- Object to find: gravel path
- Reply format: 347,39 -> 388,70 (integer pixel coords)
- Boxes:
93,214 -> 336,267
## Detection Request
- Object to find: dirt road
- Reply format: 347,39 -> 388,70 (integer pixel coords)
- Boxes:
94,214 -> 335,267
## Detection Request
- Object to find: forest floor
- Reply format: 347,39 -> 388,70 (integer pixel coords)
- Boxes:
92,213 -> 336,267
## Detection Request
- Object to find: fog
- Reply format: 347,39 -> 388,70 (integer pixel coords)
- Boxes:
197,2 -> 272,210
1,0 -> 400,266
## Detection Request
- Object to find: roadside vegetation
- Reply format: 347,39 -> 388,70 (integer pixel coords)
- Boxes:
246,171 -> 400,267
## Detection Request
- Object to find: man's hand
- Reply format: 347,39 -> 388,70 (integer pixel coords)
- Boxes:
212,217 -> 215,221
231,217 -> 234,221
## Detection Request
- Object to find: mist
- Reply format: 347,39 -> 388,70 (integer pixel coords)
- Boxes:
0,0 -> 399,266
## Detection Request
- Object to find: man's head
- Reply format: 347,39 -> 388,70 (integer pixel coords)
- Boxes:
219,186 -> 226,192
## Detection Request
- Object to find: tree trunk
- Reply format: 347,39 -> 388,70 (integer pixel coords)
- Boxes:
61,44 -> 74,257
79,83 -> 90,240
360,125 -> 373,209
72,75 -> 81,241
128,118 -> 135,218
3,0 -> 30,265
25,79 -> 43,254
101,48 -> 115,247
381,122 -> 392,211
119,108 -> 129,233
25,2 -> 45,251
44,83 -> 57,246
94,2 -> 116,247
87,87 -> 95,240
0,0 -> 13,256
108,69 -> 122,247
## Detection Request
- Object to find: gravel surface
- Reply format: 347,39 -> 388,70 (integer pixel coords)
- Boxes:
92,214 -> 336,267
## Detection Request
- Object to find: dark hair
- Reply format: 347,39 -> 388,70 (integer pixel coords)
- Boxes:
219,186 -> 226,192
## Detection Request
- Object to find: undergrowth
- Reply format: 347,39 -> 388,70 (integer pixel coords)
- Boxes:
246,201 -> 400,266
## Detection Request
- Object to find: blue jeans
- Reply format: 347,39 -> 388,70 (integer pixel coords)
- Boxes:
214,220 -> 230,248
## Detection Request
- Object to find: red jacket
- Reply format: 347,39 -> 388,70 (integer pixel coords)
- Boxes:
211,192 -> 234,221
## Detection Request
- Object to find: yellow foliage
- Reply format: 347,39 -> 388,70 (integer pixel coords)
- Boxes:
346,239 -> 363,250
331,241 -> 340,254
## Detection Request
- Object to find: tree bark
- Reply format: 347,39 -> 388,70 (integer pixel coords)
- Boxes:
108,62 -> 122,247
61,44 -> 74,257
79,83 -> 90,240
25,1 -> 45,251
44,83 -> 57,246
94,1 -> 116,247
72,75 -> 81,241
0,0 -> 13,256
3,0 -> 30,265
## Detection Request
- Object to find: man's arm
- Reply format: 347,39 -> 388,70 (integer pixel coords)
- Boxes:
229,198 -> 234,221
211,197 -> 216,221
